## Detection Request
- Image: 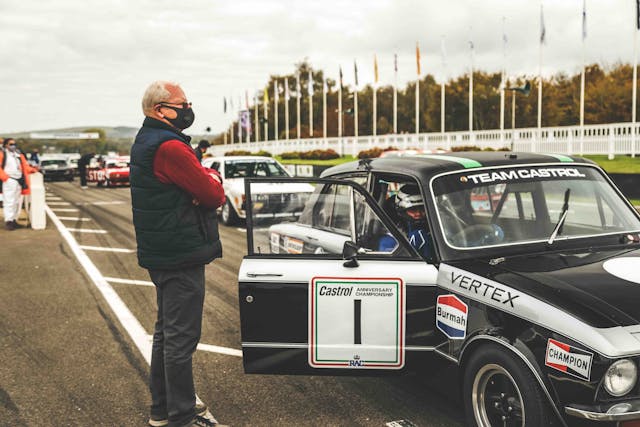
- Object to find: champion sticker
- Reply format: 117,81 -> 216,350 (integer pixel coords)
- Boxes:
436,294 -> 468,339
545,339 -> 593,381
283,236 -> 303,254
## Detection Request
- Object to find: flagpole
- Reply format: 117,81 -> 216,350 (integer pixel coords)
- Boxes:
296,73 -> 301,139
500,17 -> 506,145
263,90 -> 268,142
469,33 -> 474,134
393,54 -> 398,134
309,71 -> 313,137
354,61 -> 359,139
254,94 -> 259,143
323,78 -> 327,139
580,4 -> 586,156
285,77 -> 290,140
373,54 -> 378,136
230,96 -> 234,145
441,36 -> 446,134
238,95 -> 243,143
246,92 -> 250,144
538,3 -> 544,149
416,42 -> 420,135
274,80 -> 279,141
633,4 -> 639,158
338,67 -> 343,139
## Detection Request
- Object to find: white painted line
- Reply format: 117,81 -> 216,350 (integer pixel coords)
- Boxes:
57,217 -> 92,221
45,206 -> 152,363
46,196 -> 63,201
66,228 -> 108,234
84,201 -> 126,206
236,228 -> 247,233
104,277 -> 153,286
47,201 -> 71,206
197,342 -> 243,357
80,246 -> 135,254
51,208 -> 79,212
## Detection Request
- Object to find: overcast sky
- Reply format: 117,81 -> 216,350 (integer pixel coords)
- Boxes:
0,0 -> 637,135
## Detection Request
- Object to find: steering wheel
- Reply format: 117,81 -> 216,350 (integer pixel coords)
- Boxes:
451,224 -> 505,247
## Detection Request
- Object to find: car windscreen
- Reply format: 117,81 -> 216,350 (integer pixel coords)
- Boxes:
431,165 -> 640,250
224,160 -> 288,179
41,160 -> 68,167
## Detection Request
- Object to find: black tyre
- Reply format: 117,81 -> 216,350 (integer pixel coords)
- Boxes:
463,343 -> 554,427
220,200 -> 238,226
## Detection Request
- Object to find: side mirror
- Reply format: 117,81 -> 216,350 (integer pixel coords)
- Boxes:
342,241 -> 359,268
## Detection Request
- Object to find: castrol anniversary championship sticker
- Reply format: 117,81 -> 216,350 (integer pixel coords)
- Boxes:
435,294 -> 468,339
309,277 -> 405,369
545,338 -> 593,381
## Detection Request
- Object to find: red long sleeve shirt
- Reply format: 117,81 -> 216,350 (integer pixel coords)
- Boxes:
153,140 -> 225,209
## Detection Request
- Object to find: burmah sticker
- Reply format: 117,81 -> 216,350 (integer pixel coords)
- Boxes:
545,339 -> 593,381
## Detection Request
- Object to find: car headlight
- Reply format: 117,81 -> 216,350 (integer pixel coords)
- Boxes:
604,359 -> 638,397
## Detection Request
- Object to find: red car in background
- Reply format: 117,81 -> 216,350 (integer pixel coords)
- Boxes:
86,155 -> 130,187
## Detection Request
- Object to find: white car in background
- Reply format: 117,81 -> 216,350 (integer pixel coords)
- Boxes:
201,156 -> 314,225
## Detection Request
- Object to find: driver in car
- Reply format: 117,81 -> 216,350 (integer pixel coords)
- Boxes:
378,184 -> 432,260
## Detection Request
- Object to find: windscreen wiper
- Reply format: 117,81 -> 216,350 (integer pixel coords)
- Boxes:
547,188 -> 571,245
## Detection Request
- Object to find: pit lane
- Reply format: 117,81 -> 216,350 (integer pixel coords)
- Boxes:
45,181 -> 464,427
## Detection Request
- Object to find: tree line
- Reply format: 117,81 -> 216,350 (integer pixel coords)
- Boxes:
214,61 -> 640,145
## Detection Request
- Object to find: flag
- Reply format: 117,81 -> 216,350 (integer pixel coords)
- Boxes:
263,87 -> 269,106
416,42 -> 421,76
339,66 -> 343,88
308,70 -> 313,96
582,0 -> 587,40
354,60 -> 358,87
637,0 -> 640,30
223,96 -> 227,113
245,90 -> 249,109
275,82 -> 279,102
323,77 -> 328,93
296,73 -> 301,98
285,77 -> 290,100
374,54 -> 379,84
394,53 -> 398,72
469,40 -> 474,51
540,4 -> 546,44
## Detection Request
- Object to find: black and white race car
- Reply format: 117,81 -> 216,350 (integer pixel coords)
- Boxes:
237,152 -> 640,427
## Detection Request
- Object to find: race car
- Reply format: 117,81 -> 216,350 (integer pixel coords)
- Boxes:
238,152 -> 640,427
40,157 -> 74,182
201,155 -> 314,225
86,156 -> 130,187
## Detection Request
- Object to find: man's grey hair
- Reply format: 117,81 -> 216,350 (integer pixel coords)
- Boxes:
141,81 -> 179,114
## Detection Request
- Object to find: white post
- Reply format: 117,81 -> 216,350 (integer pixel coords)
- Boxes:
580,45 -> 585,156
254,94 -> 260,143
29,173 -> 46,230
393,54 -> 398,134
285,77 -> 290,140
338,79 -> 343,138
263,93 -> 268,142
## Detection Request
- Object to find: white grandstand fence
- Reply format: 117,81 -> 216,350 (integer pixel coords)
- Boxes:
210,121 -> 640,159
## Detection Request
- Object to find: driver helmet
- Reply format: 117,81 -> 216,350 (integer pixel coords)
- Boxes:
396,184 -> 426,226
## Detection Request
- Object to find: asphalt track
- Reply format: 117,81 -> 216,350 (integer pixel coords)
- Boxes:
23,181 -> 465,426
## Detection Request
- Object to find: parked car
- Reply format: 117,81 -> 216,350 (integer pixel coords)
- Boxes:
201,156 -> 314,225
238,152 -> 640,427
40,157 -> 74,182
86,155 -> 130,187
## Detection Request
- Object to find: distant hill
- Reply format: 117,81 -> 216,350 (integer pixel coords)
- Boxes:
10,126 -> 139,140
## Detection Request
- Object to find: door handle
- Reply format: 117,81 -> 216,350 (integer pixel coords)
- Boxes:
246,272 -> 283,278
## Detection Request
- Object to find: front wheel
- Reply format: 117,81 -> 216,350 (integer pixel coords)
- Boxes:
220,200 -> 238,226
463,343 -> 555,427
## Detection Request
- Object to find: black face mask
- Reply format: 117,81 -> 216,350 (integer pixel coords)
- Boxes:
163,105 -> 195,130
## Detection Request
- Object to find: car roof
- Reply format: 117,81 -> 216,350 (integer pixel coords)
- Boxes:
322,152 -> 596,181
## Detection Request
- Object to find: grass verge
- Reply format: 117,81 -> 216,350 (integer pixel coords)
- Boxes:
583,155 -> 640,174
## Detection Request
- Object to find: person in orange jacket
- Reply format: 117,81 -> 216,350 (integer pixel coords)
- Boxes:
0,138 -> 38,230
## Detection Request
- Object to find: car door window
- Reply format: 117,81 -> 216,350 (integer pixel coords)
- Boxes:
248,179 -> 414,258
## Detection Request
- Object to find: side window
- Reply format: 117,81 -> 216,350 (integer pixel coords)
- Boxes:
249,180 -> 413,258
210,161 -> 220,171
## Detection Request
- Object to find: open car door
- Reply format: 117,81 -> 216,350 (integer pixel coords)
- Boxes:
238,177 -> 442,375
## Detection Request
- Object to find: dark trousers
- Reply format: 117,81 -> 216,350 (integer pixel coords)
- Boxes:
148,265 -> 205,427
79,168 -> 87,186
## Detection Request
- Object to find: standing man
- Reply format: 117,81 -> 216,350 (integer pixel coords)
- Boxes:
195,139 -> 210,162
78,152 -> 94,189
0,138 -> 37,230
130,81 -> 226,427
